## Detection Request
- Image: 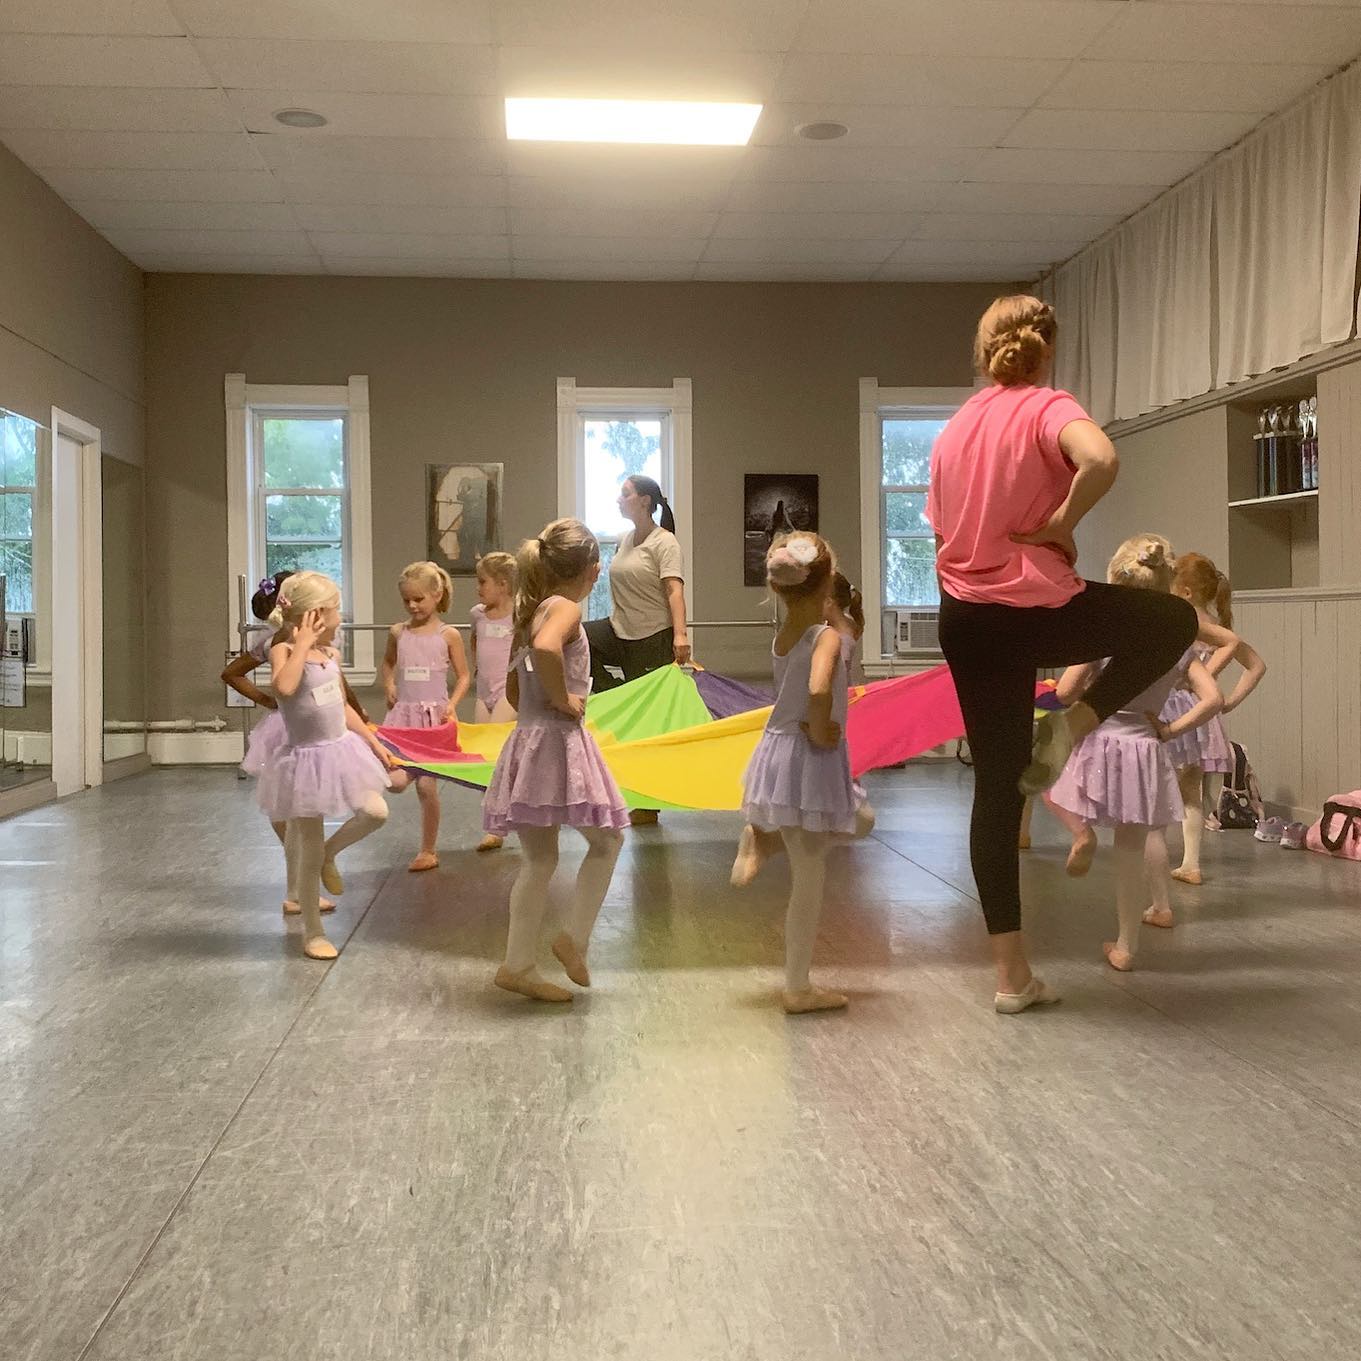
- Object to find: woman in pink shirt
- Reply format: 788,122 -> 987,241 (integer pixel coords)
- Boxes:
928,295 -> 1196,1014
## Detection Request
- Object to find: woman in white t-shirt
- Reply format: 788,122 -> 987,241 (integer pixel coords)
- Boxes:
584,475 -> 691,696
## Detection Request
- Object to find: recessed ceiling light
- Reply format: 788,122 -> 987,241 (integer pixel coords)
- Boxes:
274,108 -> 328,129
505,97 -> 761,147
796,121 -> 849,141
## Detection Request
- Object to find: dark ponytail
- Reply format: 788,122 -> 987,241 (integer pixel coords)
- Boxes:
628,475 -> 675,534
830,571 -> 865,640
251,569 -> 294,622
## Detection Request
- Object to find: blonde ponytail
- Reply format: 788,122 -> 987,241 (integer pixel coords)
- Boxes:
513,518 -> 599,646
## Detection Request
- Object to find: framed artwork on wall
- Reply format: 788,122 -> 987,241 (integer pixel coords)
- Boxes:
427,463 -> 503,575
743,473 -> 819,586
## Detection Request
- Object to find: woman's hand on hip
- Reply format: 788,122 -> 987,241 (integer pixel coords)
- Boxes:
1010,513 -> 1077,566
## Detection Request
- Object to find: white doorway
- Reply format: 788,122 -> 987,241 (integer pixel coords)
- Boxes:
49,409 -> 102,798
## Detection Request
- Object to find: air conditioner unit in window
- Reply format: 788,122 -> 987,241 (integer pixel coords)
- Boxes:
893,608 -> 940,656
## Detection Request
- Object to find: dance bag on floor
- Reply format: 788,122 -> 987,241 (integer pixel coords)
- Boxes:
1305,793 -> 1361,860
1217,742 -> 1263,829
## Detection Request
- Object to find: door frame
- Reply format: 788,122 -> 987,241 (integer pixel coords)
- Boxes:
50,408 -> 103,797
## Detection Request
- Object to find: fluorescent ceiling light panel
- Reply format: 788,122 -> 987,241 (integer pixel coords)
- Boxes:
506,98 -> 761,146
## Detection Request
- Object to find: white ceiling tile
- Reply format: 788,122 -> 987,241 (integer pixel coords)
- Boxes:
74,199 -> 300,231
513,262 -> 697,280
970,147 -> 1205,186
498,46 -> 783,102
0,85 -> 240,132
875,260 -> 1035,282
703,237 -> 901,265
504,142 -> 744,181
103,227 -> 317,257
797,0 -> 1122,60
753,104 -> 1019,149
253,133 -> 503,177
0,128 -> 262,170
308,232 -> 509,261
225,91 -> 501,140
293,203 -> 508,234
915,211 -> 1120,242
193,39 -> 497,95
37,166 -> 285,201
175,0 -> 493,43
0,35 -> 215,87
507,207 -> 719,238
139,255 -> 328,274
694,261 -> 878,281
723,179 -> 946,214
1040,60 -> 1335,113
882,239 -> 1066,268
713,210 -> 925,241
507,174 -> 733,211
773,53 -> 1067,107
1003,108 -> 1260,153
318,259 -> 509,277
273,172 -> 507,206
737,145 -> 985,183
927,180 -> 1162,216
0,2 -> 181,35
510,236 -> 706,264
495,0 -> 806,51
1086,3 -> 1361,64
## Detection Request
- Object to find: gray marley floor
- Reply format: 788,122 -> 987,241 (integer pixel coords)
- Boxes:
3,765 -> 1361,1361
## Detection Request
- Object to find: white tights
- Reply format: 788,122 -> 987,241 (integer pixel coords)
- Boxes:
1112,823 -> 1171,958
283,793 -> 388,947
781,827 -> 831,994
503,825 -> 624,974
1176,767 -> 1225,875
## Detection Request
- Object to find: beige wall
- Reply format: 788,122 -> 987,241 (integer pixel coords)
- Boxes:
143,274 -> 1006,717
0,142 -> 144,462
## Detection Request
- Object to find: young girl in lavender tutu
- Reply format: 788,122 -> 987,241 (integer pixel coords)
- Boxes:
255,571 -> 402,960
730,533 -> 873,1014
482,518 -> 629,1003
225,570 -> 369,919
381,560 -> 470,873
1045,537 -> 1225,971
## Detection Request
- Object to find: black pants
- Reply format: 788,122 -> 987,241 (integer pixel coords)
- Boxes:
583,619 -> 674,695
939,582 -> 1197,936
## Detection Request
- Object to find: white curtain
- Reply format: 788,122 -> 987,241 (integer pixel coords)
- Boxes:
1044,61 -> 1361,426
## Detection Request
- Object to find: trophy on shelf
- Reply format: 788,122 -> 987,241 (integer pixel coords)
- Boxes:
1303,395 -> 1319,490
1254,407 -> 1269,497
1264,404 -> 1281,498
1277,401 -> 1301,494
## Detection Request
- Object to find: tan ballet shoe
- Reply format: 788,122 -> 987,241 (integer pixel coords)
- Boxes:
475,834 -> 504,852
731,824 -> 780,888
407,851 -> 439,872
1102,941 -> 1135,972
1065,828 -> 1097,878
494,966 -> 572,1003
1018,834 -> 1032,851
283,897 -> 335,916
303,935 -> 338,961
1142,905 -> 1175,929
552,933 -> 590,987
1170,867 -> 1202,885
629,808 -> 659,826
320,860 -> 343,896
782,986 -> 848,1014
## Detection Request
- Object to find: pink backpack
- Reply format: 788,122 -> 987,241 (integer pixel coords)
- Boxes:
1306,794 -> 1361,860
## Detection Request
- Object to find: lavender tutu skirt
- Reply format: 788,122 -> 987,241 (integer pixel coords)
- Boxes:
256,732 -> 392,821
482,722 -> 629,835
385,699 -> 447,729
742,731 -> 860,835
240,709 -> 284,777
1049,717 -> 1184,829
1159,689 -> 1233,773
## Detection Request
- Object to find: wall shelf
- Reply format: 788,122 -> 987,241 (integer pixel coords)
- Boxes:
1229,490 -> 1319,510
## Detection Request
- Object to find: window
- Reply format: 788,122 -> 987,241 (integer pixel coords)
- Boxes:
226,376 -> 374,679
0,410 -> 37,615
556,379 -> 692,624
859,380 -> 973,662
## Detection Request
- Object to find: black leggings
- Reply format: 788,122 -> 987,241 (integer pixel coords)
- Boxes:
939,582 -> 1197,936
583,618 -> 674,695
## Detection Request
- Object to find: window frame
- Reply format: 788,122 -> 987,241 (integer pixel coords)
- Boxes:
858,380 -> 974,663
226,375 -> 375,681
556,378 -> 693,627
0,410 -> 51,681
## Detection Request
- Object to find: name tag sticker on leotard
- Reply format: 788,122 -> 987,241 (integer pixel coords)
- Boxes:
403,666 -> 431,682
312,678 -> 342,707
487,622 -> 510,637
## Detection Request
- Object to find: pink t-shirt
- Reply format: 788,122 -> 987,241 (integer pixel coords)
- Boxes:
926,384 -> 1090,608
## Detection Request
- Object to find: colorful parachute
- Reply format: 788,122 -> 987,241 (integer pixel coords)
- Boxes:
378,663 -> 1058,813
